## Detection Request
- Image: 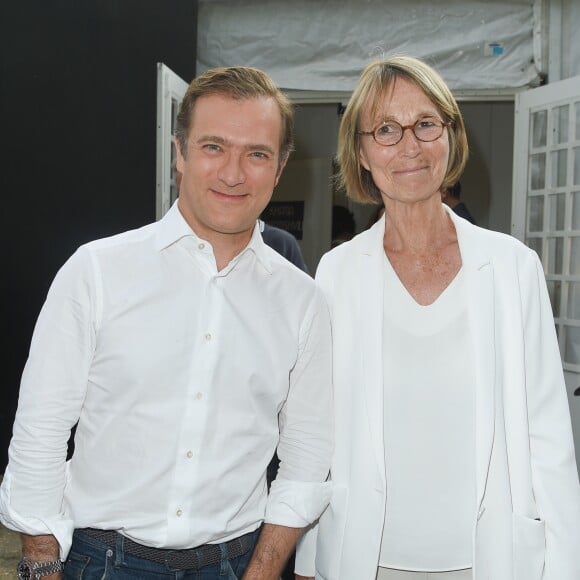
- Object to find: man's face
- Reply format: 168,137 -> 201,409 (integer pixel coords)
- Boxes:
176,93 -> 287,246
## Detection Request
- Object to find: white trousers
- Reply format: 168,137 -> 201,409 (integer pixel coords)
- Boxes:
376,568 -> 472,580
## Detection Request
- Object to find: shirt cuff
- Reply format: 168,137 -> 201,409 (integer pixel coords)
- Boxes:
0,471 -> 73,560
264,478 -> 332,528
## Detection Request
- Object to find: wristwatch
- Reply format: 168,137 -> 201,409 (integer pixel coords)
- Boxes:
17,557 -> 64,580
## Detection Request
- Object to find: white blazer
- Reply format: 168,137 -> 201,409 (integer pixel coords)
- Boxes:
295,209 -> 580,580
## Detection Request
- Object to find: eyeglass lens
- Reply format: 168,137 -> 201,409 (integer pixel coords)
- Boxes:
374,118 -> 445,145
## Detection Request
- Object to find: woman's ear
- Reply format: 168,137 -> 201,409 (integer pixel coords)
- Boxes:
359,146 -> 370,171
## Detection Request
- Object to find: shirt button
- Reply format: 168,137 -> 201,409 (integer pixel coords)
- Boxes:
195,392 -> 203,400
176,509 -> 183,517
204,333 -> 212,341
198,243 -> 205,250
186,450 -> 193,458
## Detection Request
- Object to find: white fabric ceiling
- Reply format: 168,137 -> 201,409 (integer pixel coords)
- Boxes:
197,0 -> 542,93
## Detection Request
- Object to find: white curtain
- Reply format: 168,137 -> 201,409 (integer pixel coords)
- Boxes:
197,0 -> 541,92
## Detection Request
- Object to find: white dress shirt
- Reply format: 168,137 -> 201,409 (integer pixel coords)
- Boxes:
0,202 -> 333,560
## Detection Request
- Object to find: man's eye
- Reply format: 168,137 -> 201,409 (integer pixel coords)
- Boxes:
250,151 -> 269,159
203,143 -> 222,152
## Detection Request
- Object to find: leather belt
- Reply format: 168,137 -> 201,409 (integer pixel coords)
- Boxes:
80,527 -> 258,570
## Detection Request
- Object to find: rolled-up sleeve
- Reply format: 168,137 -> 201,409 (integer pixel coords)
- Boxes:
0,248 -> 95,559
265,286 -> 333,527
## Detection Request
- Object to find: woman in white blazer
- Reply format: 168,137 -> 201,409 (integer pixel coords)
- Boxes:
295,56 -> 580,580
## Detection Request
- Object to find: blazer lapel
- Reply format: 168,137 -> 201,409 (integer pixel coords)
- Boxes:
359,217 -> 388,487
450,209 -> 496,510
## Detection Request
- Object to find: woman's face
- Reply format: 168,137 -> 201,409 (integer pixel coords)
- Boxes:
358,77 -> 450,207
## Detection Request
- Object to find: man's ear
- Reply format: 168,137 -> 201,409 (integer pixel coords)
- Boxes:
274,153 -> 289,186
175,137 -> 185,174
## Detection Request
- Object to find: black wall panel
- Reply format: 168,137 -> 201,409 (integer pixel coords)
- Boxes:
0,0 -> 198,471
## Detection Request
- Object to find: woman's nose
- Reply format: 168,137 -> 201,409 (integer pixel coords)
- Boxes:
398,126 -> 421,152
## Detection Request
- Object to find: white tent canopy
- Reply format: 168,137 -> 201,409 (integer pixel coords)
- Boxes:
197,0 -> 543,94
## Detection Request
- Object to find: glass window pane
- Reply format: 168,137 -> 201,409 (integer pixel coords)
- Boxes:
563,325 -> 580,366
568,282 -> 580,319
531,109 -> 547,148
552,105 -> 569,145
548,193 -> 566,231
526,237 -> 543,261
547,280 -> 561,317
551,149 -> 567,187
530,153 -> 546,190
573,192 -> 580,230
546,237 -> 564,274
527,196 -> 544,232
571,236 -> 580,275
574,147 -> 580,185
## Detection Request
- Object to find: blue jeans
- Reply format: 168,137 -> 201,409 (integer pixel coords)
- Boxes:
64,528 -> 260,579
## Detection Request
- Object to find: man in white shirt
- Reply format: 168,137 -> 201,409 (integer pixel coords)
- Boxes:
0,66 -> 332,580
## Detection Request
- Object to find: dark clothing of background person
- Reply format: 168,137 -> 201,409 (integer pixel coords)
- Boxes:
260,220 -> 309,274
451,201 -> 477,225
441,181 -> 477,225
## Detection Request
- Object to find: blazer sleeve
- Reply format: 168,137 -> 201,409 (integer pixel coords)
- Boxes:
521,250 -> 580,579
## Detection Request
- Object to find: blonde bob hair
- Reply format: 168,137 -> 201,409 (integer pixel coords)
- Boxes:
337,55 -> 469,204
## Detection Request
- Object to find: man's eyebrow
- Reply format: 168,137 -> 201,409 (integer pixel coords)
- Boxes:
196,134 -> 227,144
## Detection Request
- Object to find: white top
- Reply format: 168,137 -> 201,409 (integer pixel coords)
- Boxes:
0,201 -> 332,560
379,255 -> 475,571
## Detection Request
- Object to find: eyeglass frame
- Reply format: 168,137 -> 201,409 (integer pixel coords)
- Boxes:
357,117 -> 452,147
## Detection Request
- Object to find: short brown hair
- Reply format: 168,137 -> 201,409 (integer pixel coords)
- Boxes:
338,55 -> 469,204
175,66 -> 294,165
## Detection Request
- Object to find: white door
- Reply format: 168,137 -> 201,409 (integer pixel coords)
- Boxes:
156,63 -> 188,219
512,75 -> 580,473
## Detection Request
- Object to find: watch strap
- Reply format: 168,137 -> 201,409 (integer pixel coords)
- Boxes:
18,557 -> 64,579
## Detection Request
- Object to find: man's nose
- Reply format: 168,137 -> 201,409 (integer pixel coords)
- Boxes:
218,152 -> 246,186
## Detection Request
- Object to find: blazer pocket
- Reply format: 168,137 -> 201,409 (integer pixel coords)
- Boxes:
512,512 -> 545,580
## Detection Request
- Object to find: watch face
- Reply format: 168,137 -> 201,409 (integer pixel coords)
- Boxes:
17,560 -> 32,580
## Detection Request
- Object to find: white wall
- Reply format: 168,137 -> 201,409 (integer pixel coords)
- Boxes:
460,102 -> 515,233
270,104 -> 339,274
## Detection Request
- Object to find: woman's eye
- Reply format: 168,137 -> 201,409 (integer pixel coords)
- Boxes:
377,124 -> 397,135
417,118 -> 437,128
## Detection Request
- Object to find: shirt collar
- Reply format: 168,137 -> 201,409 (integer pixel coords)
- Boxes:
154,201 -> 274,274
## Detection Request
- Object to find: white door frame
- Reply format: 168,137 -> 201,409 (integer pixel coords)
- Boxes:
512,75 -> 580,470
156,63 -> 188,220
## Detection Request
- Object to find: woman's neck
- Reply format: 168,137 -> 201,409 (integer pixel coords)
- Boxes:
383,198 -> 454,254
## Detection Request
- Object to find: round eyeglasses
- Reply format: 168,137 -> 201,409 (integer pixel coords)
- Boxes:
358,117 -> 451,147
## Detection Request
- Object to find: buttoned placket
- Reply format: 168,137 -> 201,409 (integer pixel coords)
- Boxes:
165,237 -> 227,544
